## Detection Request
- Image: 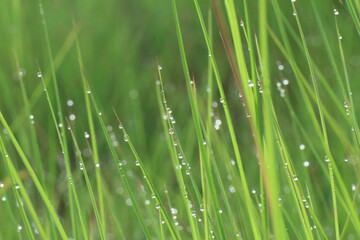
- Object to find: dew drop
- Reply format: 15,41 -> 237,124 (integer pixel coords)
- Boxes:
229,185 -> 236,193
125,198 -> 132,206
84,132 -> 90,139
67,100 -> 74,107
37,72 -> 42,78
18,68 -> 26,77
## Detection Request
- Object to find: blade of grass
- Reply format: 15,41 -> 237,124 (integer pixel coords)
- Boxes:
0,111 -> 68,239
0,138 -> 35,240
73,18 -> 107,238
172,0 -> 227,238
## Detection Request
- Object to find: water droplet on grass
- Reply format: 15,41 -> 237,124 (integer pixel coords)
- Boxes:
67,100 -> 74,107
18,68 -> 26,77
125,199 -> 132,206
37,72 -> 42,78
84,132 -> 90,139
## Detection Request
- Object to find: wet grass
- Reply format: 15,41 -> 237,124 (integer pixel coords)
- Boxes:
0,0 -> 360,239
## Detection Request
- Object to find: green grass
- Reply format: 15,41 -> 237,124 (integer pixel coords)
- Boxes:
1,0 -> 360,239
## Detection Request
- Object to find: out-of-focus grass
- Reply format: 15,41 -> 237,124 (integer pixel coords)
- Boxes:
0,0 -> 360,239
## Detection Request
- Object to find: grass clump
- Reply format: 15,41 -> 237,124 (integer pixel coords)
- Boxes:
0,0 -> 360,239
